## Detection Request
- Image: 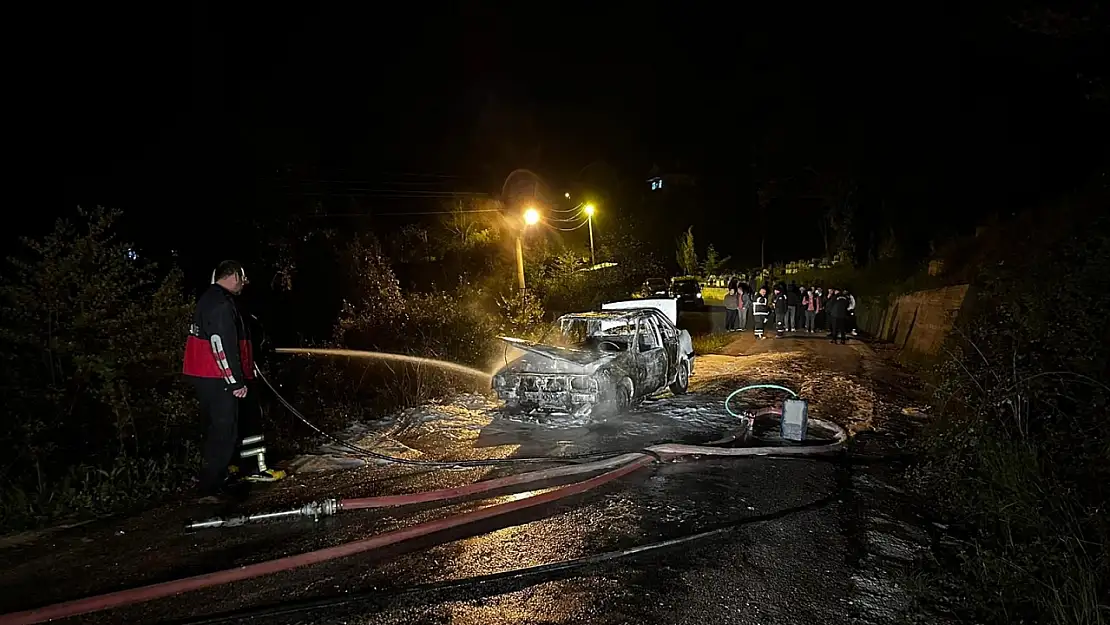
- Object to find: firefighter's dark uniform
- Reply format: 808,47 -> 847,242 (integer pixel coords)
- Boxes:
828,293 -> 850,344
753,293 -> 770,338
182,283 -> 268,494
773,291 -> 789,337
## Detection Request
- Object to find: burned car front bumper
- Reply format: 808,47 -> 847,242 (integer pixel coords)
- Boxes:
493,373 -> 601,410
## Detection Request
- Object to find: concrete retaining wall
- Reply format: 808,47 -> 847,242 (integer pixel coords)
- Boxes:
857,285 -> 970,356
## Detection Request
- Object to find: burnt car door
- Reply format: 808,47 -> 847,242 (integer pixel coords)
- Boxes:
652,311 -> 680,382
635,315 -> 669,396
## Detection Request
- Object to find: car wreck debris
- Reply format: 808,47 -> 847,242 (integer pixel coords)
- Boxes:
494,300 -> 695,415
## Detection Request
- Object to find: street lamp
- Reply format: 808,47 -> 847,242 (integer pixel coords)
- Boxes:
583,203 -> 596,266
516,206 -> 540,290
523,207 -> 540,226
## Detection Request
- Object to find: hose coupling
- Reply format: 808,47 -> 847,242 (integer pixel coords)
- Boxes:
300,498 -> 340,520
185,498 -> 341,531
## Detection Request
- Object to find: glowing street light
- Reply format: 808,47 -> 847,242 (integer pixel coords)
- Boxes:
583,203 -> 597,265
564,192 -> 571,199
523,207 -> 540,226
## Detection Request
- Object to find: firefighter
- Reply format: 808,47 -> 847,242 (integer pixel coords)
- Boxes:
183,261 -> 285,501
752,286 -> 770,339
827,287 -> 850,344
773,285 -> 789,338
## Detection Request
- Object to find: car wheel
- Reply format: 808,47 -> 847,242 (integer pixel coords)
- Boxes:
615,379 -> 634,412
669,359 -> 690,395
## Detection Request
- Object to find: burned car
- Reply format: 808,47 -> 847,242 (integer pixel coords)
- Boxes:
493,300 -> 695,415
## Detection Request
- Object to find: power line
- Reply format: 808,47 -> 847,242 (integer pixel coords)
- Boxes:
269,173 -> 467,182
277,181 -> 466,189
369,172 -> 466,179
548,206 -> 590,216
553,219 -> 591,231
309,208 -> 504,217
547,212 -> 589,223
287,190 -> 490,198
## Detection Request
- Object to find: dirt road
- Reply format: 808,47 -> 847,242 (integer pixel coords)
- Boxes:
0,334 -> 942,625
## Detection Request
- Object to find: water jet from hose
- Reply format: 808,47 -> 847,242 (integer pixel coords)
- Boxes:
274,348 -> 491,381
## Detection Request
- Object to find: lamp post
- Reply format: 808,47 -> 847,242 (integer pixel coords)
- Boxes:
517,207 -> 540,290
583,203 -> 596,266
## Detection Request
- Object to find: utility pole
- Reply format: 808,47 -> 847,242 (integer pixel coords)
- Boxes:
588,216 -> 595,266
584,203 -> 597,266
521,182 -> 536,289
516,234 -> 526,290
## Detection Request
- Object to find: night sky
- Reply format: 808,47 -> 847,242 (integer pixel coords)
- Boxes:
58,3 -> 1107,268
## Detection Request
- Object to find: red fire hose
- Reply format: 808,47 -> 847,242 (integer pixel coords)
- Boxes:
340,452 -> 645,510
0,454 -> 655,625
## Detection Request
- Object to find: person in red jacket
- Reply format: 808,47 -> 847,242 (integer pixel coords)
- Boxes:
802,286 -> 821,333
183,261 -> 284,500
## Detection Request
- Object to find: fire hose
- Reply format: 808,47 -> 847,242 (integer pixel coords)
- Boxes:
175,491 -> 842,625
0,383 -> 847,625
254,365 -> 634,467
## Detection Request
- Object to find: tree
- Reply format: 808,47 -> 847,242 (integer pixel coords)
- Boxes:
701,244 -> 731,276
759,169 -> 858,261
812,175 -> 857,260
1008,5 -> 1109,108
0,207 -> 192,472
676,227 -> 699,276
442,196 -> 499,250
391,224 -> 431,263
876,226 -> 899,261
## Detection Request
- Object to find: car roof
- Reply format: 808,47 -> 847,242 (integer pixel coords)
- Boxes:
559,310 -> 640,321
558,307 -> 676,324
561,307 -> 677,328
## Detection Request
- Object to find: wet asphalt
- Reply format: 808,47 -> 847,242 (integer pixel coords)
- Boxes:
0,325 -> 944,625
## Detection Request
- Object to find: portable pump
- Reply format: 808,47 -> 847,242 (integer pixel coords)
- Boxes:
780,398 -> 809,442
724,383 -> 810,443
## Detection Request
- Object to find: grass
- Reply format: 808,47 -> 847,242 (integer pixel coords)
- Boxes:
0,448 -> 198,532
691,332 -> 734,355
909,338 -> 1110,625
700,286 -> 727,306
912,431 -> 1108,625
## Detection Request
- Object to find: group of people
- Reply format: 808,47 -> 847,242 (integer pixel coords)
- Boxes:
722,280 -> 858,344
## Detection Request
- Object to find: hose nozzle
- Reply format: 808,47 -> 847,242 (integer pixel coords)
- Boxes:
185,498 -> 341,531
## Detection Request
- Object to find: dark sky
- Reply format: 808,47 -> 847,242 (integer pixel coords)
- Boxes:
58,3 -> 1108,267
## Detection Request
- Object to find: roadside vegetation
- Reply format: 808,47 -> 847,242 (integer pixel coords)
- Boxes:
0,208 -> 197,529
690,333 -> 734,355
907,191 -> 1109,625
740,177 -> 1109,624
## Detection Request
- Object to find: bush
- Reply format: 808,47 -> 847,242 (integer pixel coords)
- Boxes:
529,231 -> 664,315
276,236 -> 505,440
496,289 -> 545,339
0,207 -> 195,529
333,236 -> 498,367
911,191 -> 1110,625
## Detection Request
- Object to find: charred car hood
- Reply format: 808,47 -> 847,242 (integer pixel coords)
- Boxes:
497,337 -> 619,374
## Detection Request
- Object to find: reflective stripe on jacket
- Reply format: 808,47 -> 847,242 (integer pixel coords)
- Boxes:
182,284 -> 254,387
753,295 -> 769,316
